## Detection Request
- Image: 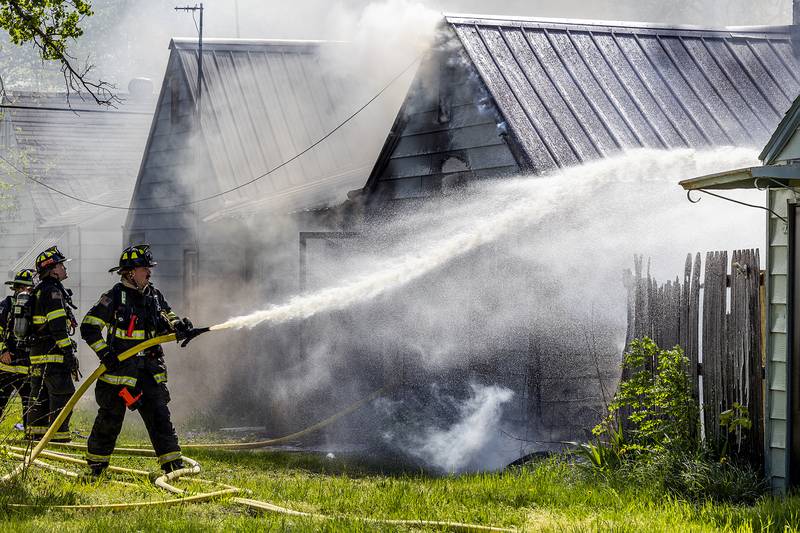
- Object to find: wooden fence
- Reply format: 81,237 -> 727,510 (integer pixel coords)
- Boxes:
623,249 -> 764,464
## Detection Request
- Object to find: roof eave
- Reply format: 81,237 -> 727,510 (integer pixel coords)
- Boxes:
679,164 -> 800,190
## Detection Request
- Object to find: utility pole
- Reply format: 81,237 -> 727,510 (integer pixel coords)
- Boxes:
175,3 -> 203,119
234,0 -> 240,38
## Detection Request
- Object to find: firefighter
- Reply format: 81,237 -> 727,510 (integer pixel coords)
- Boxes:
81,244 -> 194,476
28,246 -> 78,442
0,269 -> 36,432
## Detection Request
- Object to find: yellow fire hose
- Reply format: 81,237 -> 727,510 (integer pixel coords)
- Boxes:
44,386 -> 386,455
0,333 -> 514,531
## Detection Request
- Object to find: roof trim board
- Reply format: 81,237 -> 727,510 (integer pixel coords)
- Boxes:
761,95 -> 800,165
443,13 -> 794,36
679,164 -> 800,190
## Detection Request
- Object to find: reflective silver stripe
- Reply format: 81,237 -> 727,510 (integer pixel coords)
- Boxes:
32,316 -> 46,325
52,432 -> 71,440
90,339 -> 108,352
98,374 -> 137,387
56,337 -> 72,348
114,329 -> 145,340
47,309 -> 67,321
30,354 -> 65,364
158,451 -> 182,465
0,362 -> 28,374
82,315 -> 107,327
86,452 -> 111,463
27,426 -> 48,435
153,372 -> 167,384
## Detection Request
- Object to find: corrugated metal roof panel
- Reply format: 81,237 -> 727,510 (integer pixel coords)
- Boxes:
2,93 -> 154,219
445,15 -> 800,173
170,39 -> 391,219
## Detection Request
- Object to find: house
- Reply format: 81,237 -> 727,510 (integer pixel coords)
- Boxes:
359,14 -> 800,205
124,16 -> 800,462
0,89 -> 154,315
123,38 -> 399,313
680,94 -> 800,492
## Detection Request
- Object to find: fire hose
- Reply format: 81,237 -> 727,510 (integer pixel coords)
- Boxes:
0,331 -> 514,532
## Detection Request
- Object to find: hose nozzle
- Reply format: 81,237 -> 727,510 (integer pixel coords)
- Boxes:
176,326 -> 210,347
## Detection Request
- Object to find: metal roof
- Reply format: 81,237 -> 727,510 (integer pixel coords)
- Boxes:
1,92 -> 154,222
169,38 -> 392,219
444,14 -> 800,171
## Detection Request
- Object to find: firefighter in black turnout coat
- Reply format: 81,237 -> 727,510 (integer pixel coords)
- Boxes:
28,246 -> 78,442
0,269 -> 36,433
82,245 -> 194,475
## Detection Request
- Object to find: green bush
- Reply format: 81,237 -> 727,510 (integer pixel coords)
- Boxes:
594,337 -> 699,456
574,337 -> 767,504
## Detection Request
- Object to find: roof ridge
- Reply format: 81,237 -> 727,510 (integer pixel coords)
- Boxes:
170,37 -> 347,49
443,12 -> 793,34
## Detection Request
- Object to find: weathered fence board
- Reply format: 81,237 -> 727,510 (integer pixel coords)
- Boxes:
624,249 -> 763,464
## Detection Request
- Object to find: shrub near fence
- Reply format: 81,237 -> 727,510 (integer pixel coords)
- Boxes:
622,250 -> 764,466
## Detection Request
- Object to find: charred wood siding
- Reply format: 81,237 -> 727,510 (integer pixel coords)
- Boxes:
367,45 -> 519,201
364,17 -> 800,204
624,249 -> 764,464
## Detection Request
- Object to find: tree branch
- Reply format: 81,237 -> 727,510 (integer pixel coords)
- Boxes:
4,1 -> 118,107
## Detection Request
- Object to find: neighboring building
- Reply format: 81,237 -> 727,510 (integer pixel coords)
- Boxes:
681,94 -> 800,492
359,15 -> 800,205
0,89 -> 154,315
124,38 -> 397,311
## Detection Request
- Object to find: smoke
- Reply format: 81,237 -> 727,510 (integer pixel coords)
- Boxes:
400,383 -> 514,473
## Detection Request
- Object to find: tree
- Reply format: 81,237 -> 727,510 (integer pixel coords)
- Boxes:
0,0 -> 116,105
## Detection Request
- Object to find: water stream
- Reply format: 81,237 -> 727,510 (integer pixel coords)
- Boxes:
212,147 -> 759,332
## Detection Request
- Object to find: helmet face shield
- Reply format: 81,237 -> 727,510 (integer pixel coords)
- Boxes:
110,244 -> 158,273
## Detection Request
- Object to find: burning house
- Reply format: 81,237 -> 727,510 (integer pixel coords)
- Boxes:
123,14 -> 800,468
357,14 -> 800,204
325,14 -> 800,458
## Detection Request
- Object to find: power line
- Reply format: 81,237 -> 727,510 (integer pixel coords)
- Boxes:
0,104 -> 152,116
0,55 -> 421,212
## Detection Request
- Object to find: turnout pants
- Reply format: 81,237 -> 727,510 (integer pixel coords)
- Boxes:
0,370 -> 31,430
87,371 -> 181,471
29,363 -> 75,441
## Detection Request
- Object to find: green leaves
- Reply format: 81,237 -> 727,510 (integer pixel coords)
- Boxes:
0,1 -> 93,60
594,338 -> 699,458
0,1 -> 117,105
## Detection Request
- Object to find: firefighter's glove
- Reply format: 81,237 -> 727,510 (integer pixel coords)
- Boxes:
174,317 -> 193,334
176,326 -> 209,347
98,348 -> 121,372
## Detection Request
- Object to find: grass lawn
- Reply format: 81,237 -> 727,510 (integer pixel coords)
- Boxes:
1,401 -> 800,532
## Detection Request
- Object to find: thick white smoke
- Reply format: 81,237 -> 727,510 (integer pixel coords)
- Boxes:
405,383 -> 514,472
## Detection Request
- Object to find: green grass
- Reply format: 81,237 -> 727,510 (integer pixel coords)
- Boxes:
1,399 -> 800,532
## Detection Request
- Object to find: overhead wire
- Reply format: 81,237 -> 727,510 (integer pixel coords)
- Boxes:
0,54 -> 421,212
